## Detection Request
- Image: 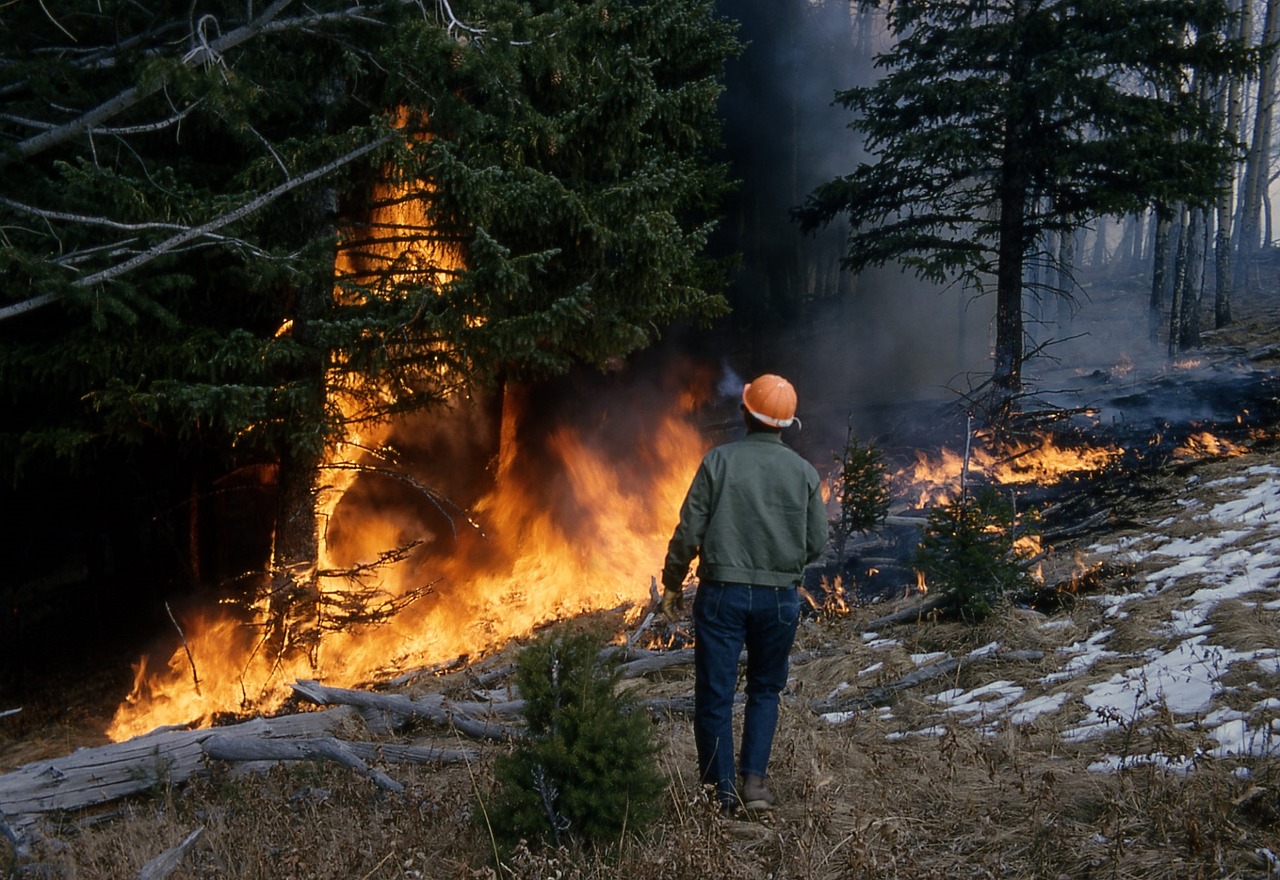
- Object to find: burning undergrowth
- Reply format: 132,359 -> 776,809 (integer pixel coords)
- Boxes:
99,327 -> 1280,742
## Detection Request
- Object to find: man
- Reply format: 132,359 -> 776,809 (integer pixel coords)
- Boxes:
660,373 -> 829,814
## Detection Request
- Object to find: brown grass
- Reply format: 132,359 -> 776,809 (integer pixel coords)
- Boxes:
8,582 -> 1280,880
12,306 -> 1280,879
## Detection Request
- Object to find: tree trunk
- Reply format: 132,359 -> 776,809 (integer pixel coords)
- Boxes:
1150,205 -> 1173,343
1178,207 -> 1206,350
994,3 -> 1033,395
1216,0 -> 1250,327
1056,221 -> 1076,330
1236,0 -> 1279,289
267,178 -> 339,666
1168,204 -> 1191,355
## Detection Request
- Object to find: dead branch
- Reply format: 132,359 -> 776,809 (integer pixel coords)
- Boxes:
202,735 -> 404,792
0,135 -> 395,323
165,602 -> 201,695
809,648 -> 1045,716
290,679 -> 522,741
1,0 -> 295,169
136,827 -> 204,880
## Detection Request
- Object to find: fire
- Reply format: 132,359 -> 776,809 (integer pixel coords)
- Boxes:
895,432 -> 1123,508
1172,430 -> 1247,460
106,109 -> 714,741
108,386 -> 709,739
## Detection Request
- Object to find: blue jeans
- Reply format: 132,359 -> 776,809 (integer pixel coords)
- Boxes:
692,581 -> 800,806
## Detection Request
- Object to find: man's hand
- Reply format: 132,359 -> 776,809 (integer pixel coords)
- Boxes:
660,586 -> 685,619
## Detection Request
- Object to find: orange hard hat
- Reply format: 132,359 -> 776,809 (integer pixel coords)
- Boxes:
742,374 -> 798,428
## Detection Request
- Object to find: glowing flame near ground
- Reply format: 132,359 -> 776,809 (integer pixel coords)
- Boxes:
896,433 -> 1124,508
107,389 -> 709,740
1172,431 -> 1247,460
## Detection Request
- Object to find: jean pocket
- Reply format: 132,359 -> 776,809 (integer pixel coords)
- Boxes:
696,582 -> 724,620
776,588 -> 800,626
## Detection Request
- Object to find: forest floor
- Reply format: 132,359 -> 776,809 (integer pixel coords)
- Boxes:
7,279 -> 1280,878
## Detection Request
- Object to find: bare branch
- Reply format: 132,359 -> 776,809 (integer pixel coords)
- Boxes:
0,0 -> 296,169
0,133 -> 395,323
0,197 -> 187,233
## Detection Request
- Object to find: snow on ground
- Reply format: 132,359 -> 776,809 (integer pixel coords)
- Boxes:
820,459 -> 1280,773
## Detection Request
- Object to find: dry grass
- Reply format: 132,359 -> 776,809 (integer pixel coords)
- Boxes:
11,304 -> 1280,879
8,580 -> 1280,880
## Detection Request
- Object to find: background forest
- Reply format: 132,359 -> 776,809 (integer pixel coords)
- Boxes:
5,0 -> 1280,874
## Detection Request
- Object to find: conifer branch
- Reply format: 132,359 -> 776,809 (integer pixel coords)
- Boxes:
0,134 -> 394,323
0,0 -> 296,168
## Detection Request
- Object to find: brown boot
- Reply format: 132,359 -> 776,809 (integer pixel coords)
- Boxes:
741,774 -> 776,810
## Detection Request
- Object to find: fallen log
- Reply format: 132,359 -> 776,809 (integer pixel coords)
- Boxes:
290,680 -> 522,741
0,708 -> 355,839
202,735 -> 404,793
810,647 -> 1045,715
0,705 -> 478,843
863,593 -> 950,629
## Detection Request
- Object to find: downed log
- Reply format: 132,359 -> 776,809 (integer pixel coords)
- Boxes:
863,593 -> 950,629
290,680 -> 522,741
202,735 -> 404,793
136,826 -> 204,880
0,706 -> 476,842
0,708 -> 355,838
809,648 -> 1045,715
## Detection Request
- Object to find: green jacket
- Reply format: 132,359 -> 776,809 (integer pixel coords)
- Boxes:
663,431 -> 828,589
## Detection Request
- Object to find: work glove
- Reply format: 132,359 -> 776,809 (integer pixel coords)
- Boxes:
661,586 -> 685,619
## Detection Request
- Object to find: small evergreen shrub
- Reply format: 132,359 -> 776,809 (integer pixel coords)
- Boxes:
912,486 -> 1038,622
484,628 -> 665,848
830,424 -> 891,566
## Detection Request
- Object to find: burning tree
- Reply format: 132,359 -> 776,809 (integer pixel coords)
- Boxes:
795,0 -> 1252,395
0,1 -> 738,712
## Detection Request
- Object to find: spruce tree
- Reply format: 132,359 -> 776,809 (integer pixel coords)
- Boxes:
0,1 -> 739,666
486,628 -> 665,848
795,0 -> 1252,395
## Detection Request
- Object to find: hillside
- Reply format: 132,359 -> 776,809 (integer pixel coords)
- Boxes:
5,289 -> 1280,878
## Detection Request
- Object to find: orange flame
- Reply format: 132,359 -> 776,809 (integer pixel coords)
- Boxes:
108,387 -> 709,739
895,432 -> 1123,509
106,109 -> 715,740
1172,431 -> 1246,461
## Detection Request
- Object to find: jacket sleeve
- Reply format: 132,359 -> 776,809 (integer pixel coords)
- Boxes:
805,472 -> 829,565
662,461 -> 712,591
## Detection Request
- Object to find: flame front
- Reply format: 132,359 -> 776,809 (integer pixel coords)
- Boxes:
896,432 -> 1124,508
107,111 -> 714,741
108,387 -> 709,739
